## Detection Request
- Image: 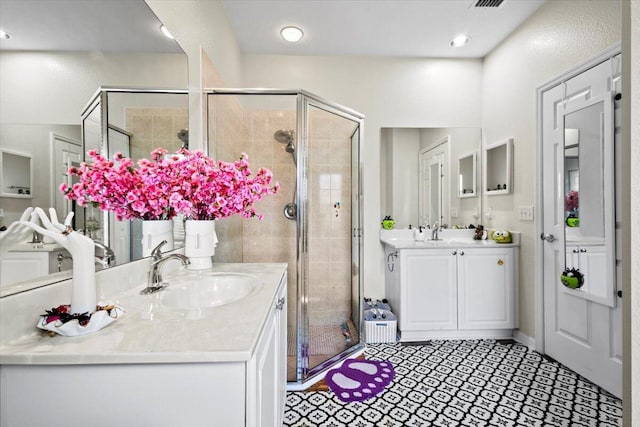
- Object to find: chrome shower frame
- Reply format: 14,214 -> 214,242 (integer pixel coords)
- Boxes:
205,88 -> 366,388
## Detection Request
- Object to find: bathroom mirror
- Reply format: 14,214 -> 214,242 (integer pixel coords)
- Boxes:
484,138 -> 513,195
0,0 -> 188,288
380,127 -> 482,229
458,152 -> 477,198
560,94 -> 615,306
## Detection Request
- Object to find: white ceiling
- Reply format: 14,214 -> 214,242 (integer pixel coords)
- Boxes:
0,0 -> 182,53
0,0 -> 546,58
223,0 -> 546,58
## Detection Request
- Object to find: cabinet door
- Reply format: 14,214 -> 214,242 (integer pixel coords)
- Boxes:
274,276 -> 287,427
247,276 -> 287,427
401,249 -> 457,331
457,248 -> 514,330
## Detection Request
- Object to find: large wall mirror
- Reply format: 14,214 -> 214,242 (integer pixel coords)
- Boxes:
380,127 -> 482,230
0,0 -> 188,288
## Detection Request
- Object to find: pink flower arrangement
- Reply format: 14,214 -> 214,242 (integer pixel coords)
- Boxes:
60,148 -> 279,221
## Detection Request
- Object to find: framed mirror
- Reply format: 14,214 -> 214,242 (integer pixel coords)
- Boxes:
458,152 -> 477,198
0,1 -> 188,289
380,127 -> 482,229
484,138 -> 513,195
560,94 -> 615,307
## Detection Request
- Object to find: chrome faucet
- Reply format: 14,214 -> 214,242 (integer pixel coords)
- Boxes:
431,221 -> 440,241
140,240 -> 190,295
94,241 -> 116,268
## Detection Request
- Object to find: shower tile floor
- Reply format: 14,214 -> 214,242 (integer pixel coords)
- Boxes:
287,321 -> 359,382
283,340 -> 622,427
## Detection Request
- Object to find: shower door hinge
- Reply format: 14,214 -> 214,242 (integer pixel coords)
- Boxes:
353,228 -> 362,238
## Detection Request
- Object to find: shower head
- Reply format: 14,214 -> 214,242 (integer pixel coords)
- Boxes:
274,129 -> 295,144
285,141 -> 295,154
177,128 -> 189,149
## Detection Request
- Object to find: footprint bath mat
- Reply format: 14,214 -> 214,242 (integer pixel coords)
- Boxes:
324,359 -> 395,403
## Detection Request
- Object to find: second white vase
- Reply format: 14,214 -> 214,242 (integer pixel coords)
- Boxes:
184,220 -> 218,270
141,220 -> 174,257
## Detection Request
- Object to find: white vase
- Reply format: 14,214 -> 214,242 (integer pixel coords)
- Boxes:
184,220 -> 218,270
141,220 -> 174,257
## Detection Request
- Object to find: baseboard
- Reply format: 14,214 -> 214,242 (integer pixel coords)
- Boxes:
512,330 -> 535,349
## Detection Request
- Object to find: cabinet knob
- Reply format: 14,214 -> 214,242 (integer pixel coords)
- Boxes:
579,248 -> 587,253
497,259 -> 504,266
573,249 -> 579,253
452,250 -> 457,255
459,251 -> 464,256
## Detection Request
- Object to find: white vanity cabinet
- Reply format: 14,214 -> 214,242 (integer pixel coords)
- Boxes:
386,245 -> 517,342
0,247 -> 71,288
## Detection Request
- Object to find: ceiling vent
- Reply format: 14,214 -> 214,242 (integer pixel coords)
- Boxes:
472,0 -> 505,7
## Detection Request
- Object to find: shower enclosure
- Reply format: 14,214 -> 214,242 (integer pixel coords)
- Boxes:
206,89 -> 364,388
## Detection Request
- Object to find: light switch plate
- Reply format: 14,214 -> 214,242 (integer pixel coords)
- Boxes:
519,206 -> 534,221
450,207 -> 458,218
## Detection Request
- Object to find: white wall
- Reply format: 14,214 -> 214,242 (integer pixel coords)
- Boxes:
0,52 -> 187,125
481,0 -> 621,338
0,125 -> 81,225
146,0 -> 244,149
242,55 -> 484,298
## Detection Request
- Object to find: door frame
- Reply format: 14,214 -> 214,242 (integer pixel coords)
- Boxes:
535,42 -> 621,354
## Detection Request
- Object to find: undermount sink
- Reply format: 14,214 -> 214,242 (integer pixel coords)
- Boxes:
160,272 -> 262,310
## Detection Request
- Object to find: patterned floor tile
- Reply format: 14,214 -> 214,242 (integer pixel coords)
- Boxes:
283,340 -> 622,426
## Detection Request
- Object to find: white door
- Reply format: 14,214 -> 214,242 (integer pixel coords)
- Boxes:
51,133 -> 81,220
540,56 -> 622,397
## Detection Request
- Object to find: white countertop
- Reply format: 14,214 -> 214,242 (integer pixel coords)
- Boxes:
380,228 -> 520,250
0,263 -> 287,365
381,238 -> 519,249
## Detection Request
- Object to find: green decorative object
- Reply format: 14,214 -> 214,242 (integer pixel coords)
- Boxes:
381,216 -> 395,230
490,230 -> 512,243
561,268 -> 584,289
566,215 -> 580,227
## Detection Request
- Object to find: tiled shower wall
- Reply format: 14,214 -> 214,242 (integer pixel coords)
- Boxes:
125,108 -> 188,160
208,95 -> 355,328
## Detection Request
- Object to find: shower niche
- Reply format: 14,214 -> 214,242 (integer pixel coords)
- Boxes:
206,89 -> 364,388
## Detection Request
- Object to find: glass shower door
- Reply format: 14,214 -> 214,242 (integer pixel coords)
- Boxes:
302,103 -> 361,380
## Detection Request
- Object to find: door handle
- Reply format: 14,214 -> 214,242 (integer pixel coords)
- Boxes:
540,233 -> 556,242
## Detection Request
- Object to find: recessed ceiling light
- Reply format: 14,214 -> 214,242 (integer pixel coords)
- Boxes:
280,26 -> 304,43
0,30 -> 11,40
160,25 -> 174,40
450,34 -> 470,48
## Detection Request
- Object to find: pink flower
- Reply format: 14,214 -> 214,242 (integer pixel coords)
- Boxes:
61,148 -> 279,221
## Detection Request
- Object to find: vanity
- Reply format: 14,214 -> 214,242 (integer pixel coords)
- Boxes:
0,260 -> 287,427
381,229 -> 519,342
